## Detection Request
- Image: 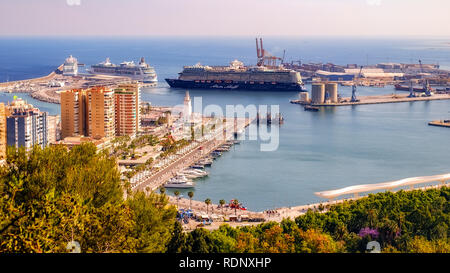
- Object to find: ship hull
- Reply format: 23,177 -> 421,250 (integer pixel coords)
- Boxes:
165,79 -> 305,91
394,84 -> 428,92
90,71 -> 158,83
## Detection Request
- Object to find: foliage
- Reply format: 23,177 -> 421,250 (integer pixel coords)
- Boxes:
175,188 -> 450,253
0,144 -> 176,253
1,143 -> 449,253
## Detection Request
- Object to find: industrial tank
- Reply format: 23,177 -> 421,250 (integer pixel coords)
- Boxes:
325,83 -> 338,103
311,83 -> 325,104
299,92 -> 310,103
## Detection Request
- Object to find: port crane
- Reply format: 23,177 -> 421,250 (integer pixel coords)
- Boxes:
418,60 -> 432,96
408,79 -> 416,98
256,38 -> 283,67
351,66 -> 363,102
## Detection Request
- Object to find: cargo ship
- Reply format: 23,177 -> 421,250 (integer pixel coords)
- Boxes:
165,38 -> 305,91
90,57 -> 157,83
394,83 -> 433,92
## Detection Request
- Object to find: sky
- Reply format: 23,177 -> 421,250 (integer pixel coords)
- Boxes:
0,0 -> 449,37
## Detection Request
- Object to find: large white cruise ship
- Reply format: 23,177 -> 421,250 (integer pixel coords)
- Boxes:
90,57 -> 158,83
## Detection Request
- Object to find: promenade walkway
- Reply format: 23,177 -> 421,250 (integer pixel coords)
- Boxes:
132,118 -> 252,192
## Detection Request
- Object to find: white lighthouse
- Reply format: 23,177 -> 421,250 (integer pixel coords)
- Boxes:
183,91 -> 192,122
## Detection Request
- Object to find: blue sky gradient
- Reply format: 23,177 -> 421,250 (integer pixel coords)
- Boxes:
0,0 -> 449,36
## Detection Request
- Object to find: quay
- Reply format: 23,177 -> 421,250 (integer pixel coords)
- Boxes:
0,65 -> 133,104
428,120 -> 450,128
132,117 -> 254,192
0,64 -> 63,88
290,93 -> 450,107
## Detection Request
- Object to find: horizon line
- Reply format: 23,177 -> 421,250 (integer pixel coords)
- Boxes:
1,34 -> 449,39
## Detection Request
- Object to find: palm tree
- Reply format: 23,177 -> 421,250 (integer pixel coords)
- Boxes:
205,198 -> 211,215
219,199 -> 226,214
188,191 -> 194,209
159,187 -> 166,195
174,191 -> 180,208
233,199 -> 239,216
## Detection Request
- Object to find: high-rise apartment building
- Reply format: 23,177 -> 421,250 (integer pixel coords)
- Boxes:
60,89 -> 88,139
6,98 -> 48,151
114,83 -> 141,137
87,86 -> 115,139
61,84 -> 142,142
47,115 -> 61,144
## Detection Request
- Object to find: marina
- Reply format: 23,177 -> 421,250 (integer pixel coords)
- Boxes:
131,117 -> 254,193
2,0 -> 450,256
1,37 -> 450,212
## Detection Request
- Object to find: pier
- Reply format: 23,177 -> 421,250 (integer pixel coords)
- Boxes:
0,64 -> 63,88
132,117 -> 254,192
291,93 -> 450,107
0,65 -> 133,104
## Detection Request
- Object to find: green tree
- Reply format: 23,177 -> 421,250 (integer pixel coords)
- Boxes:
188,191 -> 194,209
0,144 -> 176,253
174,191 -> 180,208
205,198 -> 211,215
184,228 -> 212,253
167,221 -> 186,253
0,144 -> 127,252
126,191 -> 177,252
219,199 -> 226,214
233,199 -> 239,216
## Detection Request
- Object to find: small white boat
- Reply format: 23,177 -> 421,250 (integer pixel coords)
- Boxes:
179,169 -> 209,178
164,176 -> 195,188
197,158 -> 213,166
178,172 -> 202,179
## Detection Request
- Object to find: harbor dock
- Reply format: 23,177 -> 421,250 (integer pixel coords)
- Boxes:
428,120 -> 450,128
132,117 -> 254,193
291,93 -> 450,107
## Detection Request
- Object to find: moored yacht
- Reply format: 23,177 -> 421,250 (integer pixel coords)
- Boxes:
164,176 -> 195,188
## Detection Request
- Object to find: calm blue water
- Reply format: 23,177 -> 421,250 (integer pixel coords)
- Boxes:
0,37 -> 449,211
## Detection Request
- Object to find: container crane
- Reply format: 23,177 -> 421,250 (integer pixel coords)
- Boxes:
255,38 -> 282,67
351,66 -> 363,102
424,79 -> 432,97
419,59 -> 424,74
419,60 -> 432,96
407,80 -> 416,98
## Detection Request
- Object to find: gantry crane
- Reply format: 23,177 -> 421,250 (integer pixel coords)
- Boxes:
418,60 -> 432,96
256,38 -> 283,67
351,66 -> 363,102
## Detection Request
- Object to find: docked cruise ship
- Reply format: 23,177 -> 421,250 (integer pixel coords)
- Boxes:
90,57 -> 157,83
63,55 -> 78,76
165,38 -> 305,91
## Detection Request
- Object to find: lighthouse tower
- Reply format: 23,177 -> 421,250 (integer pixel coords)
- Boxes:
183,91 -> 192,122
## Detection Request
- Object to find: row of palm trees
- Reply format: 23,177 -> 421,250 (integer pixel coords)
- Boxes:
160,187 -> 240,215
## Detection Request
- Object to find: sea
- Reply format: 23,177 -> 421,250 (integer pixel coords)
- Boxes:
0,36 -> 449,211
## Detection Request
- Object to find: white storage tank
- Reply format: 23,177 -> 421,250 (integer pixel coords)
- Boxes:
325,83 -> 338,103
311,83 -> 325,104
299,92 -> 310,103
